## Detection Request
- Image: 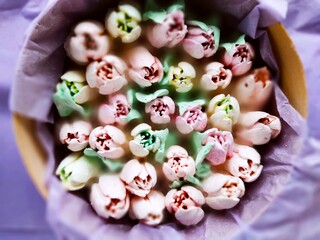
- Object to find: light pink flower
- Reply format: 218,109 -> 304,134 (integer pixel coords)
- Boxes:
163,146 -> 196,181
59,120 -> 92,152
90,175 -> 129,219
202,173 -> 245,210
183,25 -> 219,59
176,103 -> 207,134
235,111 -> 281,146
201,62 -> 232,91
148,10 -> 187,48
165,186 -> 205,226
129,190 -> 165,226
64,21 -> 109,65
222,42 -> 255,76
120,159 -> 157,197
231,67 -> 273,111
127,47 -> 164,87
86,55 -> 127,95
89,125 -> 126,159
145,96 -> 175,124
224,145 -> 263,182
202,128 -> 234,166
98,94 -> 131,125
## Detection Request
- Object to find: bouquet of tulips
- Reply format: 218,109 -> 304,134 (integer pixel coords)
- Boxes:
53,1 -> 281,226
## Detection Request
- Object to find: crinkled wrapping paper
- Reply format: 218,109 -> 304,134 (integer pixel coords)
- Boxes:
9,0 -> 311,239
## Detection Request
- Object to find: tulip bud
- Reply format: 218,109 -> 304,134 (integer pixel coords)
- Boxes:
168,62 -> 195,93
56,153 -> 102,191
90,175 -> 129,219
86,55 -> 127,95
165,186 -> 205,226
58,119 -> 92,152
120,159 -> 157,197
89,125 -> 126,159
202,173 -> 245,210
130,190 -> 165,225
208,94 -> 240,131
106,4 -> 141,43
64,21 -> 109,65
235,111 -> 281,146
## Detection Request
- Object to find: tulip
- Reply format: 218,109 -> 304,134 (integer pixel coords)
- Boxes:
231,67 -> 273,111
176,100 -> 207,134
61,70 -> 95,104
90,175 -> 129,219
86,55 -> 127,95
165,186 -> 205,226
183,21 -> 220,59
64,21 -> 109,65
222,37 -> 255,76
89,125 -> 126,159
120,159 -> 157,197
129,190 -> 165,226
201,62 -> 232,91
129,123 -> 168,158
56,153 -> 102,191
224,145 -> 263,182
106,4 -> 141,43
145,96 -> 175,124
53,70 -> 96,117
58,119 -> 92,152
98,94 -> 131,125
163,145 -> 196,181
147,10 -> 187,48
168,62 -> 195,93
201,128 -> 234,166
202,173 -> 245,210
235,111 -> 281,146
208,94 -> 240,131
127,47 -> 164,87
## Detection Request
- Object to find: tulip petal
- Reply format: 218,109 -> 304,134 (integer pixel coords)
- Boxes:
120,159 -> 142,183
175,207 -> 204,226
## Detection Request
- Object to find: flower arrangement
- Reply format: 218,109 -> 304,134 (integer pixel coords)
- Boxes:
53,1 -> 281,227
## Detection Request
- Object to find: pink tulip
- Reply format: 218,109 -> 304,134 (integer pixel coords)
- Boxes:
201,62 -> 232,91
148,10 -> 187,48
86,55 -> 127,95
163,146 -> 196,181
98,94 -> 131,125
129,190 -> 165,226
224,144 -> 263,182
127,47 -> 164,87
90,175 -> 129,219
59,120 -> 92,152
89,125 -> 126,159
231,67 -> 273,111
145,96 -> 175,124
183,24 -> 219,59
176,103 -> 207,134
222,42 -> 255,76
165,186 -> 205,226
202,128 -> 234,166
64,21 -> 109,65
202,173 -> 245,210
235,111 -> 281,146
120,159 -> 157,197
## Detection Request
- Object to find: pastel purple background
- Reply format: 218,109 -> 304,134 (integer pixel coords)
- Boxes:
0,0 -> 319,239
